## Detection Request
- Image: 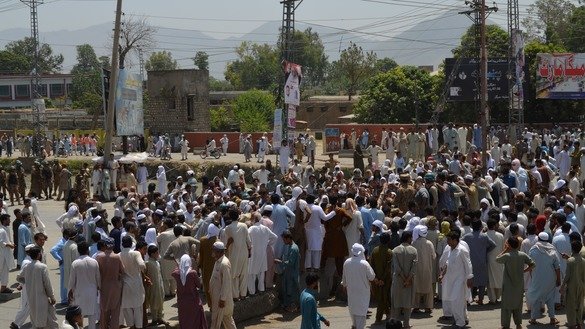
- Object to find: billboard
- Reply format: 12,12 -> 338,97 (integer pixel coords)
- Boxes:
115,69 -> 144,136
536,53 -> 585,99
324,127 -> 340,153
445,58 -> 510,101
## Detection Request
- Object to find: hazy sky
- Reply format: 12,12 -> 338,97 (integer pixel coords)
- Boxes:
1,0 -> 532,37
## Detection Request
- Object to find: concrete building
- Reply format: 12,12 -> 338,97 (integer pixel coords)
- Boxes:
0,74 -> 72,108
296,95 -> 359,131
145,69 -> 210,134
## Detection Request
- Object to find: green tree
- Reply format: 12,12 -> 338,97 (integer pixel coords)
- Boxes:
4,37 -> 64,73
193,51 -> 209,71
210,105 -> 233,131
76,91 -> 103,116
0,50 -> 29,73
565,6 -> 585,52
353,66 -> 438,124
452,25 -> 509,58
281,28 -> 328,87
145,51 -> 178,71
225,42 -> 281,91
337,42 -> 377,100
209,77 -> 235,91
70,44 -> 103,114
522,0 -> 575,44
231,89 -> 275,132
375,57 -> 399,73
99,55 -> 111,70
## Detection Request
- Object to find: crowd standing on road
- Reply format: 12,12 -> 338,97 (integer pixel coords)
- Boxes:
2,124 -> 585,329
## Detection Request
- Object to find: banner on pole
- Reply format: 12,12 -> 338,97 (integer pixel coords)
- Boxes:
536,53 -> 585,99
287,104 -> 296,129
115,69 -> 144,136
273,108 -> 283,144
284,61 -> 302,106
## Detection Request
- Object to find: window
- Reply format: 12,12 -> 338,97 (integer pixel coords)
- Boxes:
339,106 -> 347,112
0,85 -> 10,99
15,85 -> 30,98
50,83 -> 64,96
66,83 -> 73,94
320,106 -> 327,112
187,97 -> 194,121
306,106 -> 313,112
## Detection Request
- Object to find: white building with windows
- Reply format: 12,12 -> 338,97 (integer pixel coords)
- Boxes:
0,74 -> 73,108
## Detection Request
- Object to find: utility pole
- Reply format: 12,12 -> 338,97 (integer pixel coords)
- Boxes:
460,0 -> 497,174
21,0 -> 44,156
507,0 -> 523,143
479,0 -> 489,175
103,0 -> 123,159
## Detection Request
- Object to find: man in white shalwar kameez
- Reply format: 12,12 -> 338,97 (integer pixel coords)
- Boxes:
247,214 -> 277,295
179,135 -> 189,160
68,241 -> 100,329
0,214 -> 15,293
156,166 -> 167,195
220,134 -> 229,156
305,195 -> 336,270
10,244 -> 33,329
458,125 -> 468,154
257,137 -> 268,163
440,231 -> 473,329
341,243 -> 377,329
16,246 -> 59,329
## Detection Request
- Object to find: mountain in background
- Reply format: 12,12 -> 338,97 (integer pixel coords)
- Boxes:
0,12 -> 475,78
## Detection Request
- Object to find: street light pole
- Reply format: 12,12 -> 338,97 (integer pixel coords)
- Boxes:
103,0 -> 123,159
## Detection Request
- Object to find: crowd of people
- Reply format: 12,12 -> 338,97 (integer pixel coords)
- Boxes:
0,123 -> 585,329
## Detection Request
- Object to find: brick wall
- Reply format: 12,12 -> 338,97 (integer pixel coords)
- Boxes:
146,69 -> 210,135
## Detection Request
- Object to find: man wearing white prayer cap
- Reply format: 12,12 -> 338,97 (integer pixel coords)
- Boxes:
209,240 -> 236,329
341,243 -> 377,329
412,224 -> 435,312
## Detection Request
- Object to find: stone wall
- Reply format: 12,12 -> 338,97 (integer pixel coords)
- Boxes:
146,69 -> 210,135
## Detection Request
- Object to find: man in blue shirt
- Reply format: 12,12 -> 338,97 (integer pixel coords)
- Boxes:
300,273 -> 329,329
17,212 -> 32,267
49,229 -> 69,304
276,230 -> 300,312
355,196 -> 374,247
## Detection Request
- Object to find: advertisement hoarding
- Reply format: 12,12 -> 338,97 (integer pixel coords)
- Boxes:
115,69 -> 144,136
536,53 -> 585,99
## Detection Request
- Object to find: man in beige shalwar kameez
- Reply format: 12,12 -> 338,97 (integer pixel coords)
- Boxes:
210,241 -> 236,329
16,246 -> 59,329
